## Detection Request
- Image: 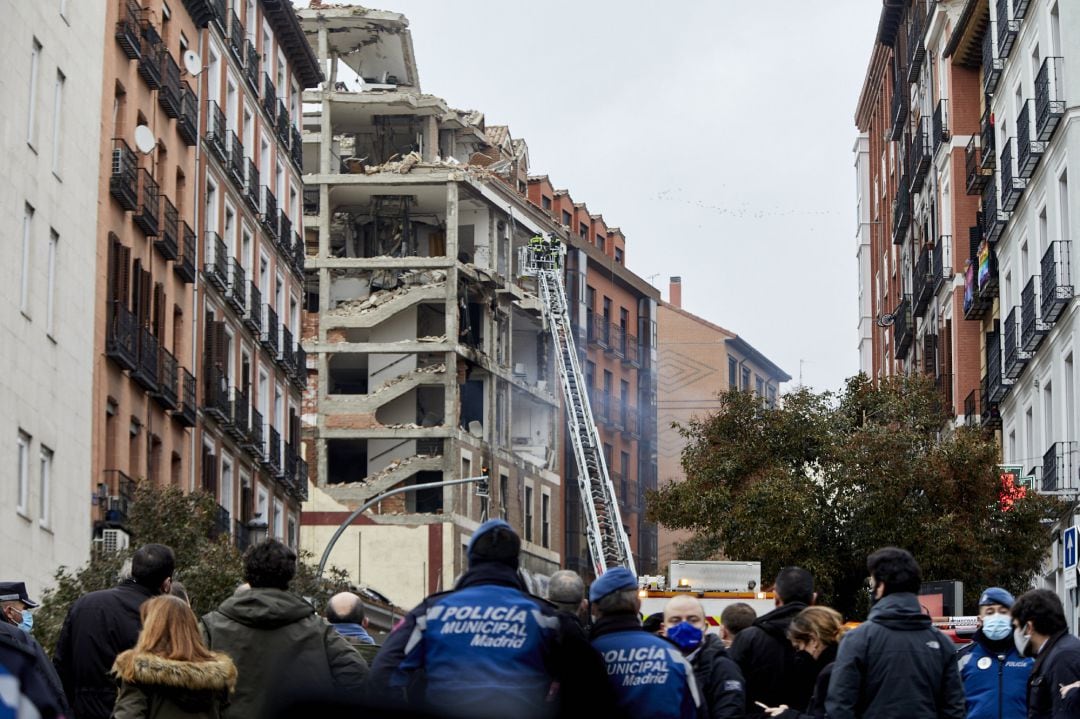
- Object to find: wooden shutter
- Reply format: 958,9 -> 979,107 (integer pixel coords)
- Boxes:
107,235 -> 118,304
109,236 -> 132,307
152,282 -> 165,339
203,313 -> 219,376
289,408 -> 299,446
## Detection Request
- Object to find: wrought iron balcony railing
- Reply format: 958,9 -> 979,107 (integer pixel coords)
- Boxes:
291,126 -> 303,169
893,294 -> 913,359
279,211 -> 293,254
997,0 -> 1018,60
279,327 -> 295,374
262,305 -> 279,355
174,368 -> 197,427
174,222 -> 196,283
982,183 -> 1008,244
110,139 -> 139,211
244,282 -> 262,334
276,100 -> 290,146
261,186 -> 278,238
890,65 -> 907,141
933,99 -> 950,154
1017,100 -> 1045,179
205,100 -> 227,161
132,326 -> 159,392
909,116 -> 932,194
999,138 -> 1027,212
292,232 -> 305,277
1042,442 -> 1076,493
985,329 -> 1009,405
138,24 -> 162,90
244,159 -> 260,211
983,22 -> 1004,95
227,9 -> 244,60
228,131 -> 245,188
204,232 -> 228,292
115,0 -> 142,59
265,426 -> 282,475
134,169 -> 160,237
262,73 -> 277,122
906,6 -> 926,83
965,136 -> 991,195
152,346 -> 179,410
980,106 -> 996,171
1036,57 -> 1065,142
229,387 -> 250,442
227,259 -> 246,314
158,49 -> 182,119
892,182 -> 911,244
1041,241 -> 1073,324
208,0 -> 226,32
246,406 -> 264,459
204,366 -> 232,425
1002,307 -> 1030,381
292,345 -> 307,389
963,389 -> 980,427
1021,275 -> 1047,352
156,195 -> 179,261
178,82 -> 198,146
933,236 -> 952,291
913,244 -> 934,318
100,469 -> 136,526
105,300 -> 138,371
244,39 -> 259,91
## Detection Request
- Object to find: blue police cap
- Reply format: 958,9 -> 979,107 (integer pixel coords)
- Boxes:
466,519 -> 516,559
979,587 -> 1015,608
589,567 -> 638,602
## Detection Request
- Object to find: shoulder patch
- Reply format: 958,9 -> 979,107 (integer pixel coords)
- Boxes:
724,680 -> 743,692
926,640 -> 940,650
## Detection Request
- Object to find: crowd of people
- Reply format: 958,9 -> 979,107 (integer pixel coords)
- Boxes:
4,521 -> 1080,718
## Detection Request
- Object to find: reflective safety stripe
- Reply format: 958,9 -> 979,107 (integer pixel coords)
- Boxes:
403,614 -> 427,656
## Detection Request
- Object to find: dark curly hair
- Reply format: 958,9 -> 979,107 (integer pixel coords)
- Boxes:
243,540 -> 297,590
1012,589 -> 1067,636
867,547 -> 921,595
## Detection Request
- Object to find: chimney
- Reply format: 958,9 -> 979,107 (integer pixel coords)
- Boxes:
669,276 -> 682,308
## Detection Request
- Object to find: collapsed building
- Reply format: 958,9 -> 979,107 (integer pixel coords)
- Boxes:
297,6 -> 564,608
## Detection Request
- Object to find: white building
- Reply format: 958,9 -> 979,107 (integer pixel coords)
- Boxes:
0,0 -> 104,596
855,133 -> 874,375
988,0 -> 1078,622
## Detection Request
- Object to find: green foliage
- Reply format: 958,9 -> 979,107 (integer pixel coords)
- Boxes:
34,484 -> 352,655
648,375 -> 1065,618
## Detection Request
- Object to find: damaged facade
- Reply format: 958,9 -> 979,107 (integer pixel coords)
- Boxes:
298,6 -> 563,608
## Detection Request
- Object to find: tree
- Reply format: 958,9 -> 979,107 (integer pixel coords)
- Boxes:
647,375 -> 1065,618
34,484 -> 351,655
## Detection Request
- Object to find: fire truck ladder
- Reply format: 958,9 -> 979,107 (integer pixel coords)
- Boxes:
524,243 -> 635,576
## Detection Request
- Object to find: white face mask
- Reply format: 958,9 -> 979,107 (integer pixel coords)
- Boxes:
982,614 -> 1012,641
1013,625 -> 1032,657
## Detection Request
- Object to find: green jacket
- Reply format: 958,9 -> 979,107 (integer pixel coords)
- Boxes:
111,650 -> 236,719
201,589 -> 368,718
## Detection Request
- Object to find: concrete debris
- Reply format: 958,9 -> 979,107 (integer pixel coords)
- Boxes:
417,335 -> 444,343
378,363 -> 447,390
329,452 -> 438,491
328,271 -> 447,315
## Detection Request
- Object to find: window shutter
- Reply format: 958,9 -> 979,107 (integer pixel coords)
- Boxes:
152,282 -> 165,339
118,244 -> 132,307
213,321 -> 227,372
203,314 -> 219,377
107,234 -> 118,304
289,408 -> 299,446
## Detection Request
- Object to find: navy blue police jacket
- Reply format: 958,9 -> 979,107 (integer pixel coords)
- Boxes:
370,562 -> 612,719
957,630 -> 1032,719
590,614 -> 702,719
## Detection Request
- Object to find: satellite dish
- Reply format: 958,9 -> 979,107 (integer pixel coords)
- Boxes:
133,125 -> 156,154
183,50 -> 202,76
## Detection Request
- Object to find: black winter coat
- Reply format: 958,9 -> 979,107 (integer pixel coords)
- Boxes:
772,645 -> 837,719
728,601 -> 814,718
1027,630 -> 1080,719
690,634 -> 746,719
53,580 -> 158,719
0,621 -> 70,718
825,592 -> 965,719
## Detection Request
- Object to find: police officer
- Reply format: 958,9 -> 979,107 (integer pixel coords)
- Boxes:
957,587 -> 1032,719
370,519 -> 610,719
590,567 -> 701,719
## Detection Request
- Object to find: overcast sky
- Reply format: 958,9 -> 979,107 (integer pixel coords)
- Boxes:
315,1 -> 883,392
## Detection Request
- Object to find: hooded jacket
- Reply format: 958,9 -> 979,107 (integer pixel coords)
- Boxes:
825,592 -> 965,719
0,621 -> 69,719
1025,630 -> 1080,719
957,629 -> 1032,719
53,580 -> 158,719
110,650 -> 237,719
728,601 -> 814,717
688,632 -> 745,719
200,588 -> 367,719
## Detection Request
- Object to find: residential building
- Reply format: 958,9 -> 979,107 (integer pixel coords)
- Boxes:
93,0 -> 320,551
655,278 -> 790,570
525,177 -> 661,577
297,6 -> 562,609
1,0 -> 105,595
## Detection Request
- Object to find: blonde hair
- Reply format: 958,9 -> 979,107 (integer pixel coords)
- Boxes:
787,606 -> 846,646
133,595 -> 216,662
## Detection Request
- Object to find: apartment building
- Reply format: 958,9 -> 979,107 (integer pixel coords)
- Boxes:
655,278 -> 790,570
297,7 -> 562,609
1,0 -> 105,595
854,0 -> 986,426
94,0 -> 320,550
525,177 -> 661,577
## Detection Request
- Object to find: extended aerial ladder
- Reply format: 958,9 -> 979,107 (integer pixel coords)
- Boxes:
521,239 -> 635,577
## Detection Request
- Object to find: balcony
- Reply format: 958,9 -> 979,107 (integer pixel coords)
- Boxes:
178,83 -> 198,146
205,100 -> 227,161
999,139 -> 1027,212
158,50 -> 182,119
132,327 -> 159,392
890,83 -> 907,142
1042,442 -> 1077,493
156,196 -> 179,261
276,101 -> 290,146
964,238 -> 997,320
262,74 -> 277,122
964,390 -> 980,427
983,24 -> 1003,95
979,107 -> 996,171
985,329 -> 1009,405
110,139 -> 139,211
105,300 -> 138,370
913,245 -> 934,318
204,232 -> 228,292
908,117 -> 933,193
982,184 -> 1008,244
1036,57 -> 1065,142
623,333 -> 639,367
262,305 -> 279,355
134,170 -> 160,237
283,442 -> 298,491
965,136 -> 991,196
208,0 -> 226,31
280,327 -> 295,374
1021,276 -> 1047,352
204,366 -> 232,425
211,505 -> 231,540
246,406 -> 264,459
892,182 -> 911,244
244,159 -> 260,211
295,456 -> 309,501
244,282 -> 262,334
265,426 -> 282,475
115,0 -> 142,59
932,99 -> 950,154
1014,0 -> 1031,19
933,236 -> 952,291
906,7 -> 926,83
227,259 -> 246,314
303,187 -> 319,216
227,9 -> 244,61
981,375 -> 1003,428
174,222 -> 196,283
591,389 -> 610,424
152,346 -> 179,411
1041,241 -> 1073,324
174,368 -> 197,427
100,470 -> 136,527
935,372 -> 954,416
227,132 -> 244,187
244,39 -> 260,91
137,24 -> 162,90
292,232 -> 306,277
1002,308 -> 1030,381
261,187 -> 278,239
229,387 -> 249,442
893,294 -> 913,359
279,211 -> 293,254
1017,100 -> 1045,179
620,405 -> 639,439
292,345 -> 308,389
291,126 -> 303,169
997,0 -> 1018,60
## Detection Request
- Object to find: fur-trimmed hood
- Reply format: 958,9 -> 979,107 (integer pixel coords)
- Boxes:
112,650 -> 238,692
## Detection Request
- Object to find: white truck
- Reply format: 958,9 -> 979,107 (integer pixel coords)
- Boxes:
638,561 -> 777,634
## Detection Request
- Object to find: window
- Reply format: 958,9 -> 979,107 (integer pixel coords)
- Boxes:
21,204 -> 34,316
524,484 -> 534,542
741,366 -> 751,391
579,223 -> 587,239
596,234 -> 605,252
499,472 -> 509,520
273,498 -> 284,539
562,210 -> 571,226
728,357 -> 738,388
221,454 -> 234,518
1060,170 -> 1070,244
17,431 -> 31,516
615,247 -> 623,263
542,195 -> 552,211
39,446 -> 52,528
756,376 -> 765,397
541,492 -> 550,549
51,70 -> 65,174
27,39 -> 41,147
46,229 -> 58,336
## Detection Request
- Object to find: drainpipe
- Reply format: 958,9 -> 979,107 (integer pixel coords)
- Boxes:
189,29 -> 206,494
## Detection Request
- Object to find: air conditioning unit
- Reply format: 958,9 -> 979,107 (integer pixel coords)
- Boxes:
102,528 -> 131,554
